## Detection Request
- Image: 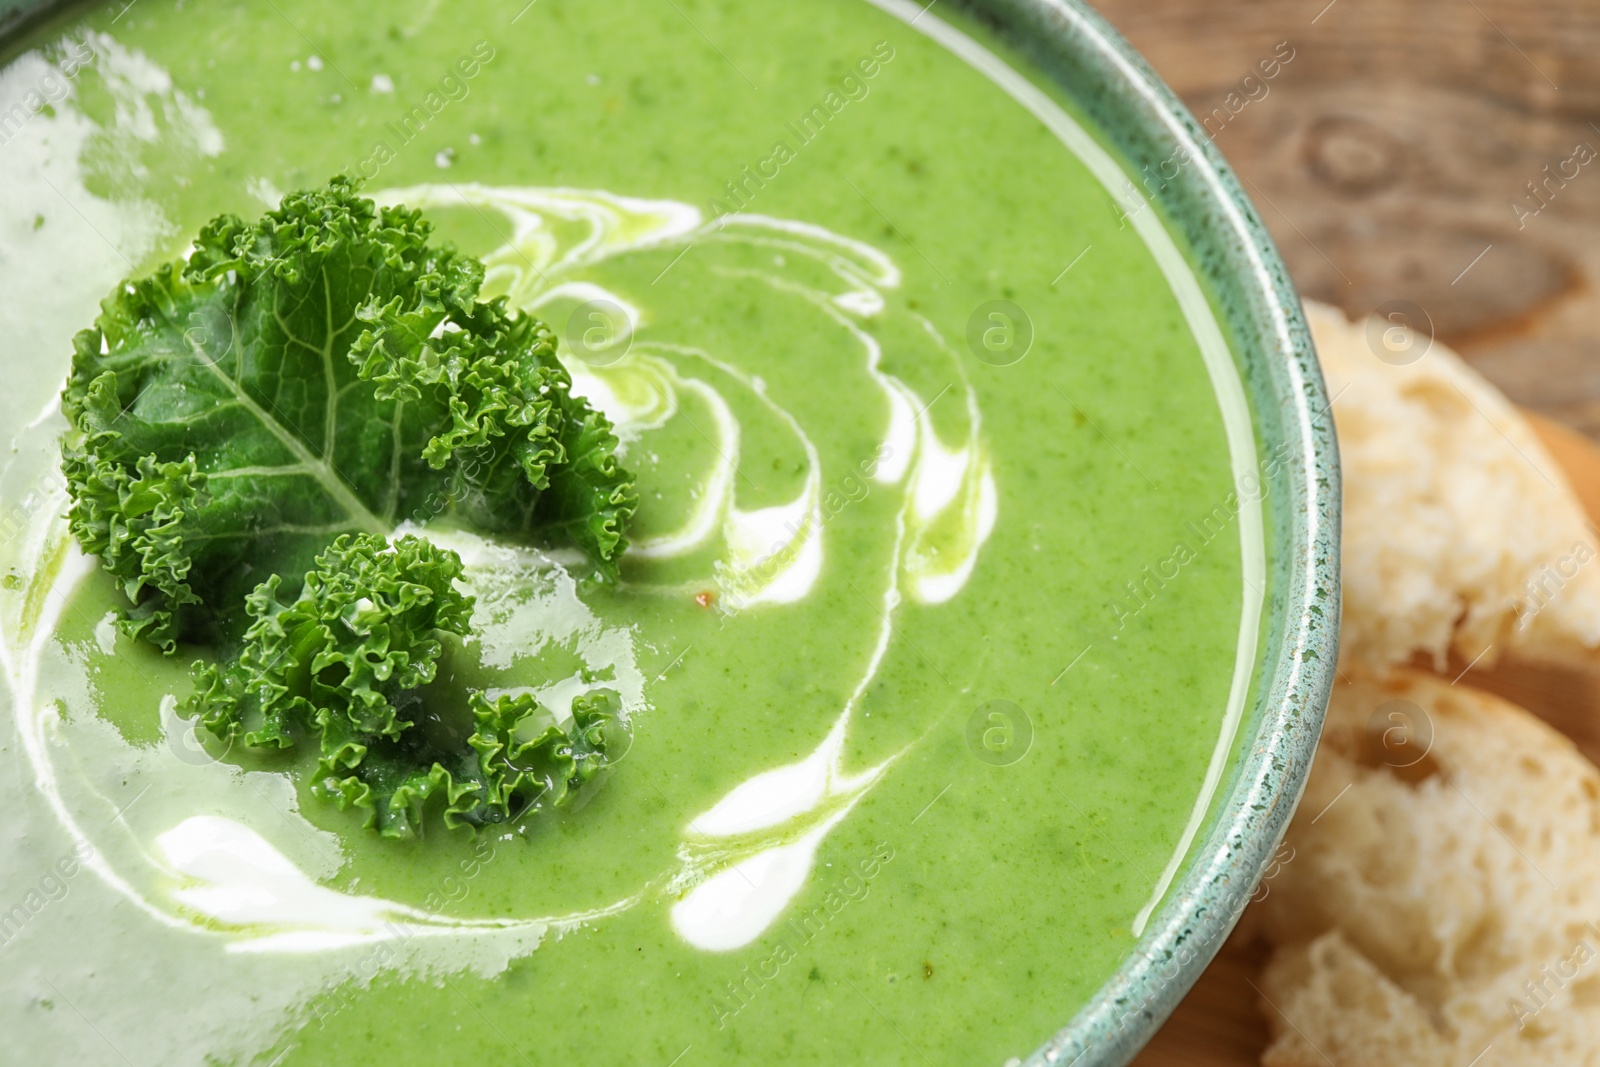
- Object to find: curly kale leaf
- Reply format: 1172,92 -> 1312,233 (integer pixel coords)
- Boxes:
184,534 -> 472,752
183,534 -> 614,838
348,253 -> 636,564
61,176 -> 637,651
61,179 -> 633,835
468,688 -> 615,815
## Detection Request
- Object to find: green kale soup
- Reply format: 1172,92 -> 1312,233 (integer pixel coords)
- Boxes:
0,0 -> 1268,1063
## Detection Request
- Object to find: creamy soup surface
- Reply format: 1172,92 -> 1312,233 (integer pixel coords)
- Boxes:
0,1 -> 1264,1063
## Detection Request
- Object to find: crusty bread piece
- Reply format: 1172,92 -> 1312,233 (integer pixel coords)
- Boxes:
1307,299 -> 1600,669
1258,668 -> 1600,1066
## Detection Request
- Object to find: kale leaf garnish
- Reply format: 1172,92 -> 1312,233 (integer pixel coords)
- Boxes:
60,178 -> 635,837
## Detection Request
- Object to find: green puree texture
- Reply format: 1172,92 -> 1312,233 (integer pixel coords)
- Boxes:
0,0 -> 1251,1063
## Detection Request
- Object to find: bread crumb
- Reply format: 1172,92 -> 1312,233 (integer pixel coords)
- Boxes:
1259,668 -> 1600,1065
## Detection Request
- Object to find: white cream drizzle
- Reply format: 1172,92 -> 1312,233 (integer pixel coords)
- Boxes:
157,816 -> 513,952
669,804 -> 859,953
668,712 -> 898,951
154,814 -> 640,955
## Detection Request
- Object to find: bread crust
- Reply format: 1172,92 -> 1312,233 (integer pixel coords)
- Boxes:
1308,299 -> 1600,670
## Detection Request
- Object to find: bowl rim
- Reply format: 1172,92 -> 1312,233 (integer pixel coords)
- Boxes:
933,1 -> 1340,1062
0,0 -> 1339,1061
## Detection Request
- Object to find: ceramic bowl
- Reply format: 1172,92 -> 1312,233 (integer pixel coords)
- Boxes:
0,1 -> 1340,1062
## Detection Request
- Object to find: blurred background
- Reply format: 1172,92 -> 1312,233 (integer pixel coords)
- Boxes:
1101,0 -> 1600,439
1089,1 -> 1600,1061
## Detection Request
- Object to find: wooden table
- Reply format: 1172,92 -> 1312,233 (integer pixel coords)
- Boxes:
1096,0 -> 1600,440
1077,1 -> 1600,1061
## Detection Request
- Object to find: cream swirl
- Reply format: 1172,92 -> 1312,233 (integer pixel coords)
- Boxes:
375,185 -> 997,949
376,183 -> 997,609
1,184 -> 997,958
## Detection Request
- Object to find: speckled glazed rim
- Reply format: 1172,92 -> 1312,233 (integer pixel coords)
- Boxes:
0,0 -> 1338,1061
937,1 -> 1340,1063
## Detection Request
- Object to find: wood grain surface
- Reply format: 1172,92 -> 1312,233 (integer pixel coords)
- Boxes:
1083,1 -> 1600,1062
1095,0 -> 1600,438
